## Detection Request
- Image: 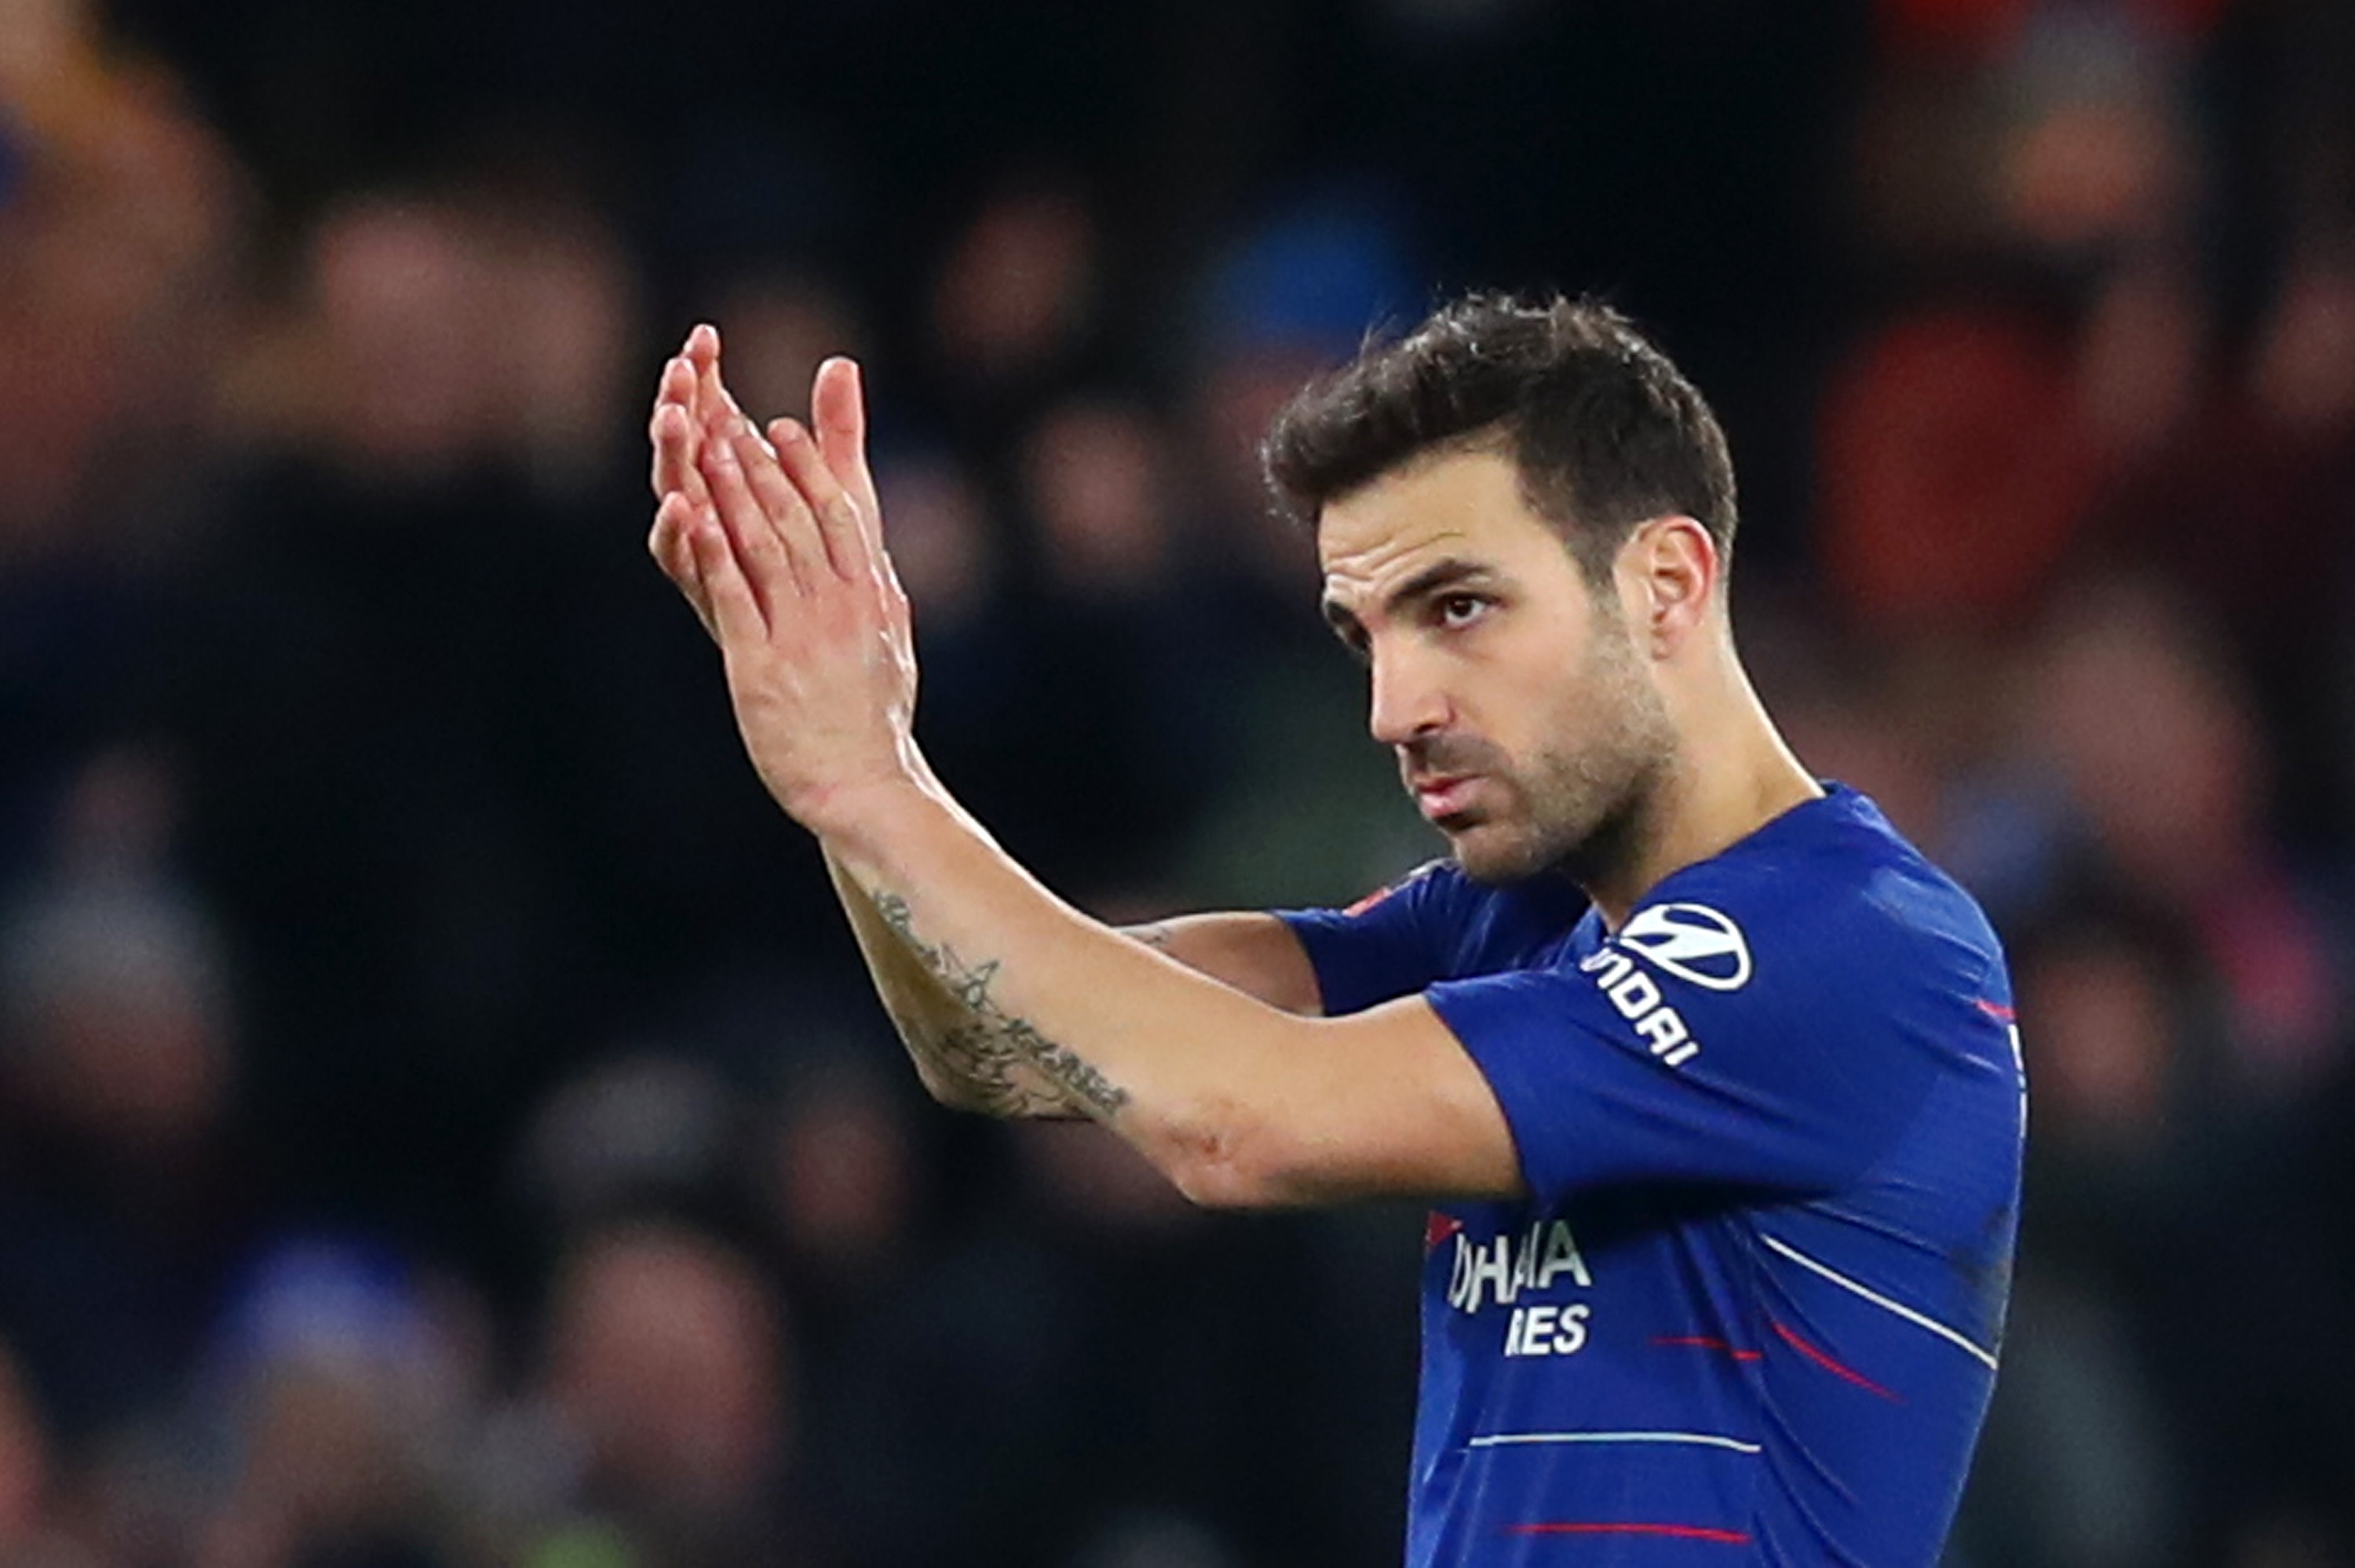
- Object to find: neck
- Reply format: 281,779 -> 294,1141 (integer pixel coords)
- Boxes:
1583,638 -> 1820,928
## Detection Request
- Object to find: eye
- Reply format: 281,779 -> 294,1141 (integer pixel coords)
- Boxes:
1435,593 -> 1491,630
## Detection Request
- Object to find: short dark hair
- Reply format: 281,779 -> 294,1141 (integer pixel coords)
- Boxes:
1261,294 -> 1737,589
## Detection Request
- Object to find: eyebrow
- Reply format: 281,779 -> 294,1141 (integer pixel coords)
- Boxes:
1320,556 -> 1499,640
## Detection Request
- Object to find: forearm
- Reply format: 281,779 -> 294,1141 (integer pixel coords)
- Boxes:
823,783 -> 1330,1198
825,849 -> 1086,1118
829,802 -> 1318,1115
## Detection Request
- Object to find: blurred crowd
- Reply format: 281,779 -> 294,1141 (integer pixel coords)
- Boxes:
1,0 -> 2352,1564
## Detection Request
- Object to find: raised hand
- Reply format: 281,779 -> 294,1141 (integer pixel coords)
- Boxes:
670,337 -> 922,835
648,329 -> 911,679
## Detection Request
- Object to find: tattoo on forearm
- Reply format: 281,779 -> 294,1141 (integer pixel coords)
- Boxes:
925,1022 -> 1084,1118
874,892 -> 1132,1120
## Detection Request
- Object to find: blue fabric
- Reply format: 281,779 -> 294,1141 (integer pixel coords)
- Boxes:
1280,786 -> 2023,1567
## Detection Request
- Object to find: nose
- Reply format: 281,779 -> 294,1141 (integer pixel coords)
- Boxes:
1367,644 -> 1450,748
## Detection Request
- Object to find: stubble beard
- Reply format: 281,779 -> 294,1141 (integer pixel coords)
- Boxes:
1444,614 -> 1677,888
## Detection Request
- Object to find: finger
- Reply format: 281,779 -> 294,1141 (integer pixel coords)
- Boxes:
685,321 -> 721,378
689,352 -> 778,491
648,491 -> 718,640
650,352 -> 692,422
811,356 -> 882,521
650,387 -> 710,510
677,553 -> 717,644
648,489 -> 692,583
653,349 -> 696,418
685,324 -> 769,494
773,417 -> 908,619
683,323 -> 796,575
804,359 -> 911,615
718,421 -> 832,586
686,509 -> 766,651
655,497 -> 716,640
699,425 -> 804,612
768,418 -> 870,582
673,329 -> 710,431
688,323 -> 753,442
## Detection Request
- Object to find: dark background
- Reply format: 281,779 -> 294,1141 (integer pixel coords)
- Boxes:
2,0 -> 2353,1563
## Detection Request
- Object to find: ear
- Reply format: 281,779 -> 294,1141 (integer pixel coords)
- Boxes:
1616,516 -> 1720,658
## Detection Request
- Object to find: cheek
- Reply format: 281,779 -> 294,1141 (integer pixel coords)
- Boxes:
1466,621 -> 1590,724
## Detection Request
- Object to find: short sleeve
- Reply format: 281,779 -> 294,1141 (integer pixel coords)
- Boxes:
1276,861 -> 1461,1016
1428,884 -> 1991,1205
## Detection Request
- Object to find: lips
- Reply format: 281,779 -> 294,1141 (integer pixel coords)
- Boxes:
1411,775 -> 1481,821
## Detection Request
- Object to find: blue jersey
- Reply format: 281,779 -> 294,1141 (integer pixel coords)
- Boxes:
1280,786 -> 2023,1567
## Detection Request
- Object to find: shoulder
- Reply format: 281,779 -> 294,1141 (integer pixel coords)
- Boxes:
1633,791 -> 2006,1021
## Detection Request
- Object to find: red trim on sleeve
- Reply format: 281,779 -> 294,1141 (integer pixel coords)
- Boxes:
1506,1522 -> 1752,1544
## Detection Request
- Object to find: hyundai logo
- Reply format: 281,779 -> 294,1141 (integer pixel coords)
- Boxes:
1617,903 -> 1753,991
